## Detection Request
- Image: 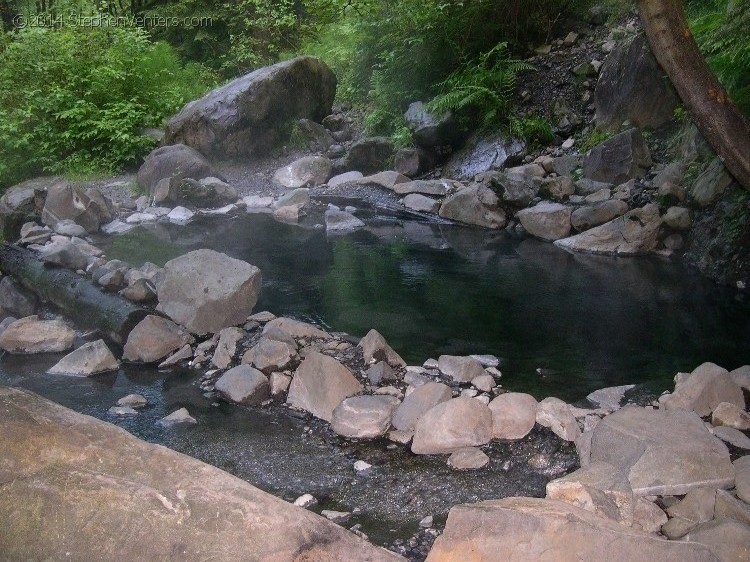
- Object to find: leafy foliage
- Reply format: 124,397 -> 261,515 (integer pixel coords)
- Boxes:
0,26 -> 214,189
688,0 -> 750,116
427,42 -> 535,131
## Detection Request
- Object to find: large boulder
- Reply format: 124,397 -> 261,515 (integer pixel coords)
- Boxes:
359,329 -> 405,368
165,57 -> 336,158
273,156 -> 332,188
488,392 -> 538,440
0,316 -> 75,354
337,137 -> 394,175
157,250 -> 262,335
158,177 -> 237,208
554,204 -> 662,256
137,144 -> 219,198
0,177 -> 49,240
442,133 -> 525,181
583,129 -> 652,185
690,157 -> 736,208
589,406 -> 735,495
215,365 -> 270,406
439,185 -> 506,229
595,34 -> 679,132
536,397 -> 581,442
286,352 -> 363,422
516,201 -> 573,241
404,101 -> 462,148
47,340 -> 120,376
411,398 -> 493,455
41,181 -> 101,233
0,387 -> 403,561
660,362 -> 745,416
331,395 -> 401,439
122,315 -> 194,364
571,199 -> 630,231
391,382 -> 453,432
426,497 -> 718,561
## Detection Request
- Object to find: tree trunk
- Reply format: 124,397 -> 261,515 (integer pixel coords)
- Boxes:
637,0 -> 750,189
0,243 -> 149,344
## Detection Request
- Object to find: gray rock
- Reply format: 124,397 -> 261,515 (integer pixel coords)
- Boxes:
516,201 -> 573,241
712,426 -> 750,450
471,374 -> 496,392
664,206 -> 692,230
47,340 -> 119,376
243,337 -> 297,374
0,316 -> 75,354
263,317 -> 329,339
119,278 -> 157,303
575,178 -> 614,196
662,487 -> 717,539
411,397 -> 493,454
122,315 -> 194,364
682,518 -> 750,562
157,407 -> 197,426
269,373 -> 292,396
137,144 -> 219,198
338,137 -> 394,175
586,384 -> 635,412
571,199 -> 630,231
540,176 -> 576,200
536,397 -> 581,442
391,382 -> 452,432
0,276 -> 37,319
36,237 -> 89,271
293,493 -> 318,508
328,171 -> 363,187
295,118 -> 334,150
404,101 -> 461,148
714,489 -> 750,526
438,355 -> 485,383
488,392 -> 538,440
403,194 -> 440,213
633,497 -> 668,534
712,402 -> 750,431
157,250 -> 262,335
439,185 -> 506,229
427,497 -> 718,561
590,406 -> 734,495
595,34 -> 679,131
546,461 -> 634,524
215,365 -> 270,406
166,206 -> 195,224
117,394 -> 147,408
359,329 -> 405,367
211,327 -> 245,370
447,447 -> 489,470
108,406 -> 138,416
165,57 -> 336,158
730,366 -> 750,391
393,147 -> 436,178
53,219 -> 87,237
737,456 -> 750,504
690,157 -> 736,207
583,129 -> 652,185
366,361 -> 396,385
660,362 -> 744,416
286,352 -> 363,422
0,388 -> 399,560
442,133 -> 526,181
321,510 -> 351,524
393,180 -> 451,197
41,181 -> 101,233
331,395 -> 401,439
0,178 -> 48,240
495,173 -> 541,206
158,344 -> 193,368
274,156 -> 332,189
358,171 -> 410,190
0,316 -> 17,337
555,204 -> 662,256
325,209 -> 365,233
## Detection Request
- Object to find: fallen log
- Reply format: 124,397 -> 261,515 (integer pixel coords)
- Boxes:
0,243 -> 149,344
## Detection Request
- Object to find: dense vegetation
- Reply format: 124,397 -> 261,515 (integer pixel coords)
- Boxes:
0,0 -> 747,191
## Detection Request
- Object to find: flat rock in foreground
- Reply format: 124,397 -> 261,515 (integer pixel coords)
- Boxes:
590,406 -> 735,496
0,386 -> 403,562
426,497 -> 718,561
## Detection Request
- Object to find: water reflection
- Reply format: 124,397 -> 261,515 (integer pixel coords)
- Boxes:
99,212 -> 750,401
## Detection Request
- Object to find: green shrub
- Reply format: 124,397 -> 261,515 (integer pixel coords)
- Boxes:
0,26 -> 215,190
427,42 -> 535,131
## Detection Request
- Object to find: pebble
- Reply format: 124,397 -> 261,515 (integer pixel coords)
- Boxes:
293,493 -> 318,508
108,406 -> 138,416
419,515 -> 434,528
321,510 -> 351,524
117,393 -> 147,408
354,460 -> 373,472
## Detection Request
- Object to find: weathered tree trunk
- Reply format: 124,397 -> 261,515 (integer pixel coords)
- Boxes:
637,0 -> 750,189
0,243 -> 148,344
